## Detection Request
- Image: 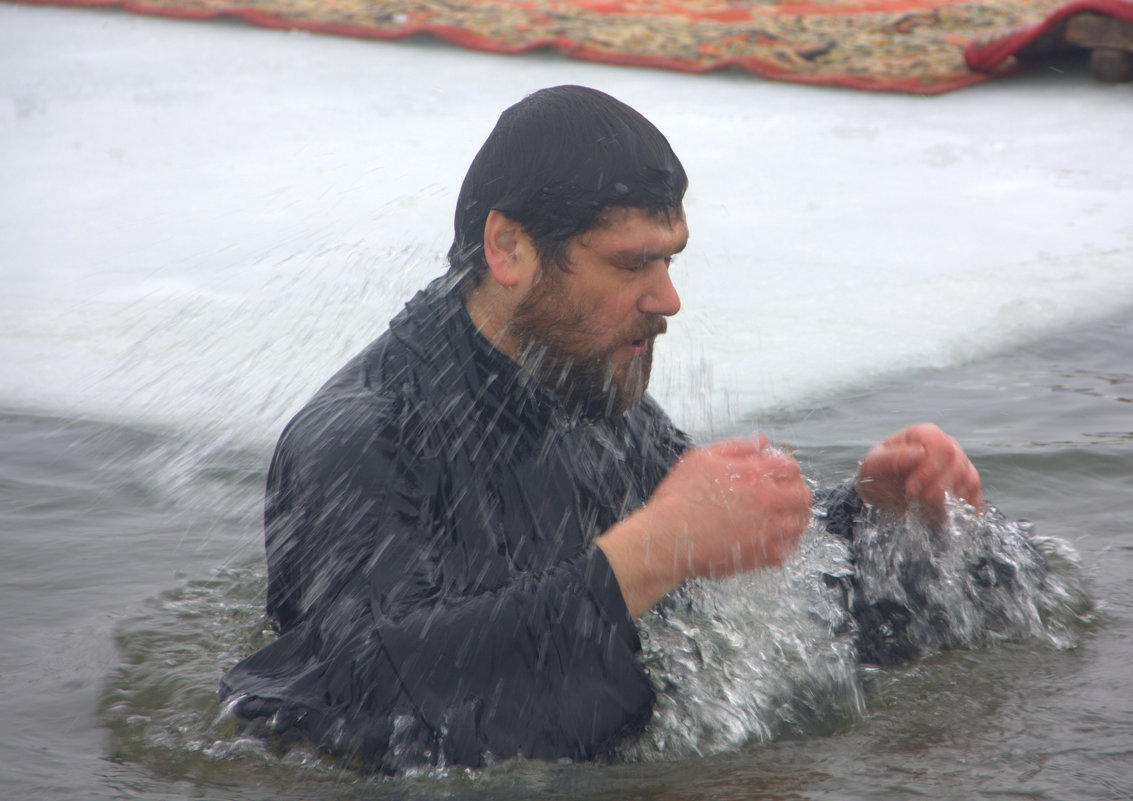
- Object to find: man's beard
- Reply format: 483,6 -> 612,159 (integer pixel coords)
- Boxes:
508,268 -> 666,420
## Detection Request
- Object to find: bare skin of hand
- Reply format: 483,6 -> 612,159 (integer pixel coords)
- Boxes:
855,423 -> 983,527
597,435 -> 812,618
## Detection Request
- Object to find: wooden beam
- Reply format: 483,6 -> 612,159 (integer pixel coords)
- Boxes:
1062,13 -> 1133,82
1089,48 -> 1133,82
1064,12 -> 1133,51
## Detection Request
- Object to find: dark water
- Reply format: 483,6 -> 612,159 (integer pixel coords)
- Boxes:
1,309 -> 1130,800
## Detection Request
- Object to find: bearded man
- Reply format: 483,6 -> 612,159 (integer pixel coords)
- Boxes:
219,85 -> 981,773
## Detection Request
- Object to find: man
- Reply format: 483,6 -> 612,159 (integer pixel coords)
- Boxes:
220,85 -> 981,772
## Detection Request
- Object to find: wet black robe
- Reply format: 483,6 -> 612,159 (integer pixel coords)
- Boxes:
218,276 -> 885,771
220,277 -> 693,771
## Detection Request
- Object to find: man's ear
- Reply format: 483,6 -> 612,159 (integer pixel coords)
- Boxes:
483,210 -> 536,290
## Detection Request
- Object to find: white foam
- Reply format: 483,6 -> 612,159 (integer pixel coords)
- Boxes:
3,4 -> 1132,444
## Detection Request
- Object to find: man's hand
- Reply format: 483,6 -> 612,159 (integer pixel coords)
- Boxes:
597,435 -> 812,618
855,423 -> 982,527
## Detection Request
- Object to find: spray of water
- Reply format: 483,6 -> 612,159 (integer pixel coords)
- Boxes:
840,502 -> 1091,661
99,495 -> 1090,784
620,498 -> 1091,761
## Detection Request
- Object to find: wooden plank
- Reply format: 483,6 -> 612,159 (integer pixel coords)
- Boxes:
1089,47 -> 1133,82
1064,12 -> 1133,51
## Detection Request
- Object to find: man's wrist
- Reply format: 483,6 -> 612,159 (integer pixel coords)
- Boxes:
595,510 -> 683,619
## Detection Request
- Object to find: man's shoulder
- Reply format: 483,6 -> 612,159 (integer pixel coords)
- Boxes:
272,380 -> 398,474
273,317 -> 461,469
290,330 -> 406,424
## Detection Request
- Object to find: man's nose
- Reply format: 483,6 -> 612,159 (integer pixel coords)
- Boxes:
639,262 -> 681,317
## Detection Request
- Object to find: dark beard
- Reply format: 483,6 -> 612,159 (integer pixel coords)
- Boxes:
509,269 -> 665,419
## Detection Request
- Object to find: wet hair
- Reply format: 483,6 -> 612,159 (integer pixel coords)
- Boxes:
447,85 -> 688,286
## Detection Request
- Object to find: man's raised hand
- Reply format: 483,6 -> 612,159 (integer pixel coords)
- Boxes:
597,435 -> 812,618
855,423 -> 982,527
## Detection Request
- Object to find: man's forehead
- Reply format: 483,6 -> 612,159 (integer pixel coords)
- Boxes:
593,204 -> 685,226
578,205 -> 689,248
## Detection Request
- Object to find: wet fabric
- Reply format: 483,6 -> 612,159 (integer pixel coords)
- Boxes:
219,276 -> 693,771
218,276 -> 872,771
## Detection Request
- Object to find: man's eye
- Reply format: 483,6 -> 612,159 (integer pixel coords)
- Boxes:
618,254 -> 677,272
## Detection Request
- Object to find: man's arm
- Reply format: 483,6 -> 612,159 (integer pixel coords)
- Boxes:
854,423 -> 982,525
225,394 -> 656,772
596,424 -> 982,619
596,436 -> 813,618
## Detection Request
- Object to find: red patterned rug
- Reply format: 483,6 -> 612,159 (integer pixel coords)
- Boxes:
10,0 -> 1133,93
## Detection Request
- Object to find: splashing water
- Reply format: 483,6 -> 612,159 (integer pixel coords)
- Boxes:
627,526 -> 862,760
840,503 -> 1091,664
622,499 -> 1091,762
98,490 -> 1091,786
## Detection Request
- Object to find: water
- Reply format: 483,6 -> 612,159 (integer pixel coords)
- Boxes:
3,4 -> 1132,799
2,310 -> 1128,800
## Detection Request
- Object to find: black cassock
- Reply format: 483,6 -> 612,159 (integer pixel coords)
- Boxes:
220,276 -> 864,772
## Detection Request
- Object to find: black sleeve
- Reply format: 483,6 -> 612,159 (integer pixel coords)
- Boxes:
814,478 -> 866,543
811,477 -> 971,666
220,394 -> 654,773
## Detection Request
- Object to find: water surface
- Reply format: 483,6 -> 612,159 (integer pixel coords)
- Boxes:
3,310 -> 1129,800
